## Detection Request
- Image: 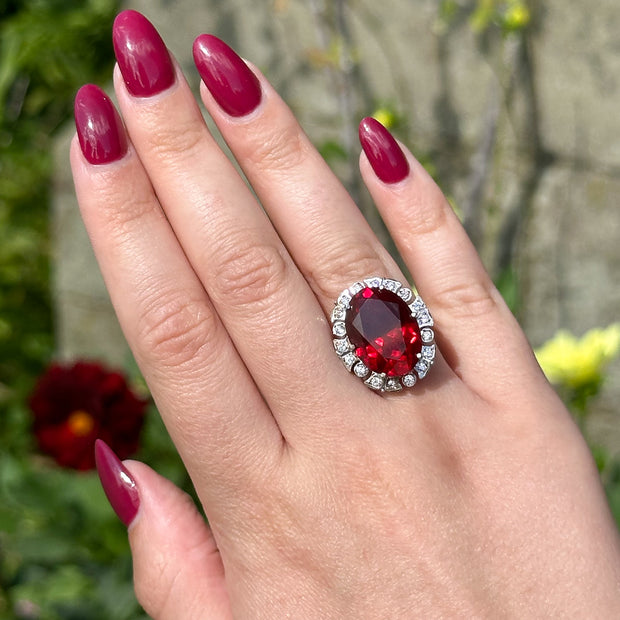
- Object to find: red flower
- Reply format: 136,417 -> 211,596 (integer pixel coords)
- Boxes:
29,361 -> 148,470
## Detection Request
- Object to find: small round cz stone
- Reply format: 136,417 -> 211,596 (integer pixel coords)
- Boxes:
402,374 -> 417,388
354,362 -> 370,378
332,321 -> 347,337
334,338 -> 352,355
421,328 -> 434,343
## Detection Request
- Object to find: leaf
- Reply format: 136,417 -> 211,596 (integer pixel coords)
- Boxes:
494,265 -> 520,315
318,140 -> 348,164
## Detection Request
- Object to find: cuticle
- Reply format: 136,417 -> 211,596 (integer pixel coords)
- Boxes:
214,83 -> 266,123
84,143 -> 133,168
127,73 -> 180,103
125,499 -> 141,531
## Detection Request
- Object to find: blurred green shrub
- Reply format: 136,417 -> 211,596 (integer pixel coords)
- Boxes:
0,0 -> 119,411
0,1 -> 133,617
0,395 -> 187,619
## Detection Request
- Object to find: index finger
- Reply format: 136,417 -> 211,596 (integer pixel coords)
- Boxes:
71,84 -> 283,508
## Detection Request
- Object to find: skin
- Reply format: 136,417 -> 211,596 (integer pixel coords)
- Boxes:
71,54 -> 620,618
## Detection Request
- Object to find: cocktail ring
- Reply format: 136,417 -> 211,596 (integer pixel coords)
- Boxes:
331,277 -> 436,392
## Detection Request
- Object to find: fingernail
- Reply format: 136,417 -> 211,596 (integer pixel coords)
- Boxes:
95,439 -> 139,527
113,10 -> 175,97
359,117 -> 410,184
193,34 -> 261,117
74,85 -> 128,165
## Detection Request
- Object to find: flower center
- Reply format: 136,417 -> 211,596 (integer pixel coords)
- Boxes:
67,410 -> 95,436
346,286 -> 422,376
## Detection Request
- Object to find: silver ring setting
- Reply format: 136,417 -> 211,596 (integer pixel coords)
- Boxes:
331,277 -> 436,392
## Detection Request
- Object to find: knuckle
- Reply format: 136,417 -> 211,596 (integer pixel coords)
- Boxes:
242,117 -> 307,174
146,115 -> 207,162
433,278 -> 499,319
308,236 -> 384,301
103,194 -> 158,241
405,193 -> 449,237
87,169 -> 157,238
212,238 -> 289,308
137,291 -> 218,368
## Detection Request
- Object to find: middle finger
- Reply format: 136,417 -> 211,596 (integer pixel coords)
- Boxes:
192,34 -> 401,310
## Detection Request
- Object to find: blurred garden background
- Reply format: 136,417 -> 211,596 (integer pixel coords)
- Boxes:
1,0 -> 620,617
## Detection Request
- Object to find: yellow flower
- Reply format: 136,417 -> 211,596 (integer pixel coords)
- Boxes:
503,2 -> 530,30
371,108 -> 397,130
535,324 -> 620,389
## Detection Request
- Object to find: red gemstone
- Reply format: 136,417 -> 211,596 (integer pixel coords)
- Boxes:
346,287 -> 422,376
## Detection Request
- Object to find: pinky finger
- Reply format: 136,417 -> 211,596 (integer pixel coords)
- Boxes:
95,441 -> 232,620
358,117 -> 544,401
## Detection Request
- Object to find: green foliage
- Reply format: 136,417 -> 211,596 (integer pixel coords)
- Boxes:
0,0 -> 119,410
0,396 -> 187,619
437,0 -> 531,34
317,139 -> 348,165
0,1 -> 153,617
494,265 -> 520,316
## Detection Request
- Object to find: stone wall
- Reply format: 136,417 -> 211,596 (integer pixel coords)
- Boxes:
53,0 -> 620,445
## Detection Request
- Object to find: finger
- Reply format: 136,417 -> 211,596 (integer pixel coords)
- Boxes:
95,441 -> 232,620
71,84 -> 281,499
358,117 -> 545,401
127,462 -> 231,620
190,36 -> 461,405
110,14 -> 375,437
192,35 -> 398,310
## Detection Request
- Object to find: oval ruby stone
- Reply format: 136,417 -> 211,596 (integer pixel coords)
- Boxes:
345,286 -> 422,376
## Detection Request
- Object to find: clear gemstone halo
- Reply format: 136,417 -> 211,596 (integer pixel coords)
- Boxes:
331,277 -> 436,392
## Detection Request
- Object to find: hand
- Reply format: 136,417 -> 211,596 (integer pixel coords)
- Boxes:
72,10 -> 620,619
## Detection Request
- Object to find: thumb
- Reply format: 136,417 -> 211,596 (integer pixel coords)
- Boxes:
95,440 -> 231,620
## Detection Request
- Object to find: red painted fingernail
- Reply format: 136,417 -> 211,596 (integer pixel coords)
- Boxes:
74,85 -> 128,165
359,117 -> 410,184
95,439 -> 140,527
193,34 -> 261,117
113,10 -> 175,97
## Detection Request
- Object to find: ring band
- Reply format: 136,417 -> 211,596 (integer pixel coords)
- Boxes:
331,277 -> 436,392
